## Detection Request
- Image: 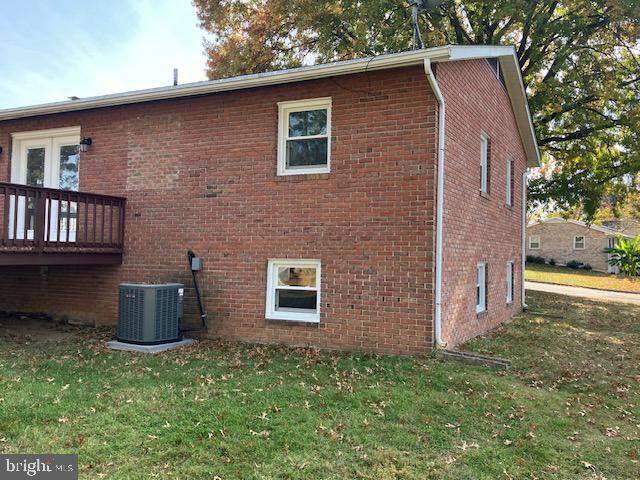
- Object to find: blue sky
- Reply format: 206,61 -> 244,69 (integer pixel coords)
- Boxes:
0,0 -> 209,109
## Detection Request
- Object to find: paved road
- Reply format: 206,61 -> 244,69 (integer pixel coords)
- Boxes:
525,281 -> 640,305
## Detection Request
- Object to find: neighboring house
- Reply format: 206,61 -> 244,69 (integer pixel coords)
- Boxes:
0,45 -> 539,354
526,218 -> 633,273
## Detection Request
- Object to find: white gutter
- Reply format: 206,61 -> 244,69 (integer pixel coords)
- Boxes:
423,58 -> 447,348
521,171 -> 528,309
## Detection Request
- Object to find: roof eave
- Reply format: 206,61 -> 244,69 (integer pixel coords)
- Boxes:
0,44 -> 540,168
0,46 -> 452,122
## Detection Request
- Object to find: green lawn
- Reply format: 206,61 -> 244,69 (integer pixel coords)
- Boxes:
1,291 -> 639,479
525,263 -> 640,293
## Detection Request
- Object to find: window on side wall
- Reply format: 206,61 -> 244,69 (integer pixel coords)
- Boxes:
506,262 -> 514,304
506,157 -> 514,207
266,259 -> 321,323
476,262 -> 487,314
480,132 -> 490,194
529,235 -> 540,249
573,235 -> 585,250
277,97 -> 331,176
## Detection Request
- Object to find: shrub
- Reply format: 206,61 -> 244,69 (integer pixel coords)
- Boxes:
548,259 -> 556,266
567,260 -> 583,269
526,255 -> 546,264
605,235 -> 640,277
581,263 -> 593,271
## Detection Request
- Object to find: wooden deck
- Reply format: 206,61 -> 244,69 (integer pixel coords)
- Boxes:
0,182 -> 125,265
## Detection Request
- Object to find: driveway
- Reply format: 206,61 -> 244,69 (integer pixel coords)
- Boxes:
525,281 -> 640,305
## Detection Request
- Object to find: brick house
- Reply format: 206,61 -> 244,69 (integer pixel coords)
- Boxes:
527,218 -> 634,273
0,45 -> 539,354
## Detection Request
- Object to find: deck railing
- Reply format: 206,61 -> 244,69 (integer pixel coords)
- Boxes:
0,182 -> 126,253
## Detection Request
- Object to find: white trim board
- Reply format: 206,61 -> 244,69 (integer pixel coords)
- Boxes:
11,126 -> 80,140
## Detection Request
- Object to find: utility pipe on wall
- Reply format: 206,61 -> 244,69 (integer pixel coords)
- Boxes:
423,58 -> 447,347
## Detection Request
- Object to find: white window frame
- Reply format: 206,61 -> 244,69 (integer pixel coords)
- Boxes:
506,157 -> 513,207
476,262 -> 487,314
265,259 -> 321,323
506,262 -> 514,304
480,132 -> 489,194
573,235 -> 586,250
277,97 -> 331,176
529,235 -> 540,250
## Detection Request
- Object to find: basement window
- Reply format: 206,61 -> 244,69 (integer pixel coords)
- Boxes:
277,97 -> 331,176
266,259 -> 321,322
476,262 -> 487,314
506,261 -> 514,304
574,235 -> 586,250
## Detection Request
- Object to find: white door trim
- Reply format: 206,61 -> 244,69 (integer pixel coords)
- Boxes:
11,126 -> 81,141
10,127 -> 81,187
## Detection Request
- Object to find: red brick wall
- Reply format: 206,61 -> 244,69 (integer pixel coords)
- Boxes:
0,67 -> 438,355
437,60 -> 527,346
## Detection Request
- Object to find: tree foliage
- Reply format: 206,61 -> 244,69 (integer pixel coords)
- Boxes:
194,0 -> 640,219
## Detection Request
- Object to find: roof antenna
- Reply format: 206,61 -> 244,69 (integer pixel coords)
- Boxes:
173,68 -> 178,86
408,0 -> 446,50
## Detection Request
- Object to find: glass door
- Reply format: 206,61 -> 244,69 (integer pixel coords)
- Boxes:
9,138 -> 49,240
50,137 -> 80,242
9,131 -> 80,242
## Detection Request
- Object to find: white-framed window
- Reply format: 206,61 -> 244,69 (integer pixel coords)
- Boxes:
476,262 -> 487,314
573,235 -> 586,250
266,259 -> 321,322
480,132 -> 490,194
506,261 -> 514,304
277,97 -> 331,176
506,157 -> 514,207
529,235 -> 540,249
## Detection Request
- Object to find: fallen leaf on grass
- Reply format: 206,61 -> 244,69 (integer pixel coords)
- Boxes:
605,427 -> 620,437
581,461 -> 596,472
457,441 -> 479,451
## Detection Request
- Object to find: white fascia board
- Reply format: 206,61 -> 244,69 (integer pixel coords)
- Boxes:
448,45 -> 516,61
0,46 -> 451,122
499,52 -> 541,168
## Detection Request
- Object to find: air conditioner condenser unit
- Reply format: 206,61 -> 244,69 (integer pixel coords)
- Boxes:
117,283 -> 184,345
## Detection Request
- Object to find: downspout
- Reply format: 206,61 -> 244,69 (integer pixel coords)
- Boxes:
424,58 -> 447,348
521,171 -> 528,309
